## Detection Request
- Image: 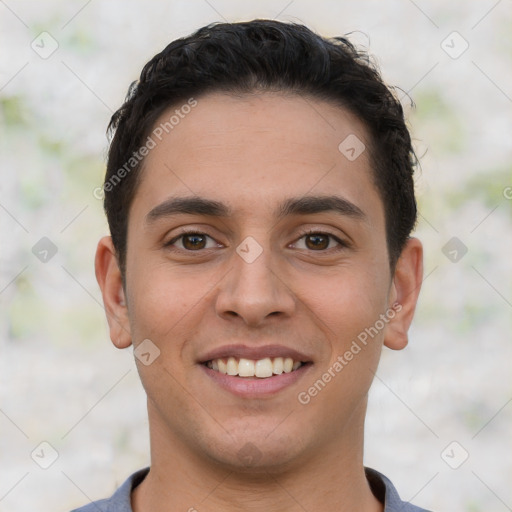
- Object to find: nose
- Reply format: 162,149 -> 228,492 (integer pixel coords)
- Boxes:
214,239 -> 296,327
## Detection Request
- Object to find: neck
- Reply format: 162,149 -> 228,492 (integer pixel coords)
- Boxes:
132,400 -> 383,512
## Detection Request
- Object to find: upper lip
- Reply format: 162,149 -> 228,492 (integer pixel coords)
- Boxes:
198,344 -> 313,364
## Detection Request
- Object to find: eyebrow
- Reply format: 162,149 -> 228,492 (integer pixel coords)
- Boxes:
145,195 -> 367,224
277,195 -> 366,222
146,196 -> 229,223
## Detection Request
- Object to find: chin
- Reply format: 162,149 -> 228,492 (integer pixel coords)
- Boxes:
202,428 -> 307,474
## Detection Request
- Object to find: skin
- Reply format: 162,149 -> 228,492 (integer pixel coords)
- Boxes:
95,91 -> 423,512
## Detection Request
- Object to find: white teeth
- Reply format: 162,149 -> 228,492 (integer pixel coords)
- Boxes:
255,358 -> 273,378
207,356 -> 304,378
283,357 -> 294,373
218,359 -> 227,374
273,357 -> 284,374
238,358 -> 255,377
226,356 -> 238,376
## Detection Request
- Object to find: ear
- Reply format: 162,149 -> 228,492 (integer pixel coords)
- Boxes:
95,236 -> 132,349
383,237 -> 423,351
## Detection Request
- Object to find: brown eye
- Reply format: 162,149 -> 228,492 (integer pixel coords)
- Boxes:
182,233 -> 207,250
292,231 -> 346,252
166,232 -> 218,251
304,234 -> 330,250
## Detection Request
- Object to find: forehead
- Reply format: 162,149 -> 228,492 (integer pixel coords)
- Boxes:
131,91 -> 383,225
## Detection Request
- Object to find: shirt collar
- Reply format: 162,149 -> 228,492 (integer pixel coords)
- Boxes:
101,466 -> 429,512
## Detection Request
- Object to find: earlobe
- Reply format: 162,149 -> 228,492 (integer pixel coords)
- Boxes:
95,236 -> 132,349
383,238 -> 423,351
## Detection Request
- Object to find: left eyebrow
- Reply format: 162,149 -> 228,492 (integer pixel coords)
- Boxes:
277,195 -> 367,223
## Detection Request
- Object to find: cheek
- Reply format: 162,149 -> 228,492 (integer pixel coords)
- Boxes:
300,264 -> 389,339
126,262 -> 205,345
294,271 -> 387,425
295,262 -> 391,405
125,267 -> 206,405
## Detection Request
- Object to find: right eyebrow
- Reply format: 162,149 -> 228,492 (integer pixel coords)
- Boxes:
145,196 -> 231,225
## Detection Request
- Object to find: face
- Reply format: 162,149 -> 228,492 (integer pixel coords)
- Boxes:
96,91 -> 422,472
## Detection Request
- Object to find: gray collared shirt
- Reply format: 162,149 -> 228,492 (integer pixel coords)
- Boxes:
71,467 -> 432,511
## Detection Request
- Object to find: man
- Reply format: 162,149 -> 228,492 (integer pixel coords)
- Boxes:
77,19 -> 428,511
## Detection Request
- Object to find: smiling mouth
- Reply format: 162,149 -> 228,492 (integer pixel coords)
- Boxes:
204,357 -> 307,378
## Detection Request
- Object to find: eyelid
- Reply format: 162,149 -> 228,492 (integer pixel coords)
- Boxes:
291,228 -> 350,250
165,229 -> 222,250
164,228 -> 350,252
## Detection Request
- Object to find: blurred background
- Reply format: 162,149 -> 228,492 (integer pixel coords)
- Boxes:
0,1 -> 511,510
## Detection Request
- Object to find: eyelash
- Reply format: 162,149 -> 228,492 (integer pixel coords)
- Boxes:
165,229 -> 348,252
165,229 -> 220,251
294,229 -> 348,251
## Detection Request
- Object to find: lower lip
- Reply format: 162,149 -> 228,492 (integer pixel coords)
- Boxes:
200,363 -> 312,398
